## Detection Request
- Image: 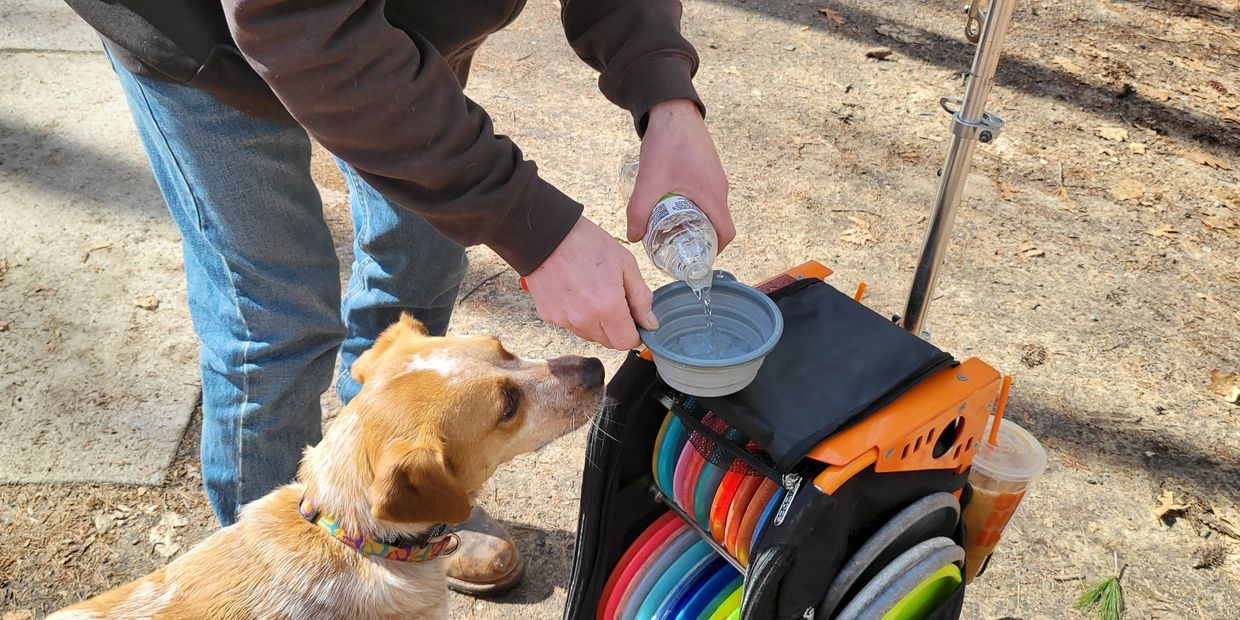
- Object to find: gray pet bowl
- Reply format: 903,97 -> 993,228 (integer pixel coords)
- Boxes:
639,279 -> 783,397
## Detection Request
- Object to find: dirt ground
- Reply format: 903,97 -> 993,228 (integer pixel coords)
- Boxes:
3,0 -> 1239,618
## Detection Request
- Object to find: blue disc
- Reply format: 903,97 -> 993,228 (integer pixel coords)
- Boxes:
634,539 -> 713,620
656,416 -> 687,496
750,488 -> 785,552
671,559 -> 742,620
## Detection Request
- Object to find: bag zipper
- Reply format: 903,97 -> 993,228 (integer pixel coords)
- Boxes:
774,473 -> 802,526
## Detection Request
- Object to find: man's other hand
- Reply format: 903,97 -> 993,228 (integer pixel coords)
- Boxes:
524,216 -> 657,350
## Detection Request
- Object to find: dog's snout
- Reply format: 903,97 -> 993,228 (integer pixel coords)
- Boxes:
548,356 -> 605,389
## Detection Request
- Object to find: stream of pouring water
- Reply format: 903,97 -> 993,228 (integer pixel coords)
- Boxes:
667,281 -> 752,360
695,284 -> 720,348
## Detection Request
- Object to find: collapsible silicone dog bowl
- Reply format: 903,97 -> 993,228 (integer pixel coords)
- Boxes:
639,279 -> 783,397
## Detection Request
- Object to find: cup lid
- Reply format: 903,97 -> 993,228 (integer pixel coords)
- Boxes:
971,416 -> 1047,483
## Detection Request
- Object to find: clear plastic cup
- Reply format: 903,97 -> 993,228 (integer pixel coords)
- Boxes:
961,416 -> 1046,583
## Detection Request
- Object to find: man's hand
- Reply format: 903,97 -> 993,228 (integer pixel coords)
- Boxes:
524,216 -> 657,350
626,99 -> 733,249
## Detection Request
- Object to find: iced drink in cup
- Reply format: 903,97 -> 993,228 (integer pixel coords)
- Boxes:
961,416 -> 1047,583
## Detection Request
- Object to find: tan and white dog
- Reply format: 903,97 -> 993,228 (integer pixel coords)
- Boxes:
50,314 -> 604,619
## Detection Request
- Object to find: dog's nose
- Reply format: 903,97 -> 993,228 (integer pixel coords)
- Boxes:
549,356 -> 605,389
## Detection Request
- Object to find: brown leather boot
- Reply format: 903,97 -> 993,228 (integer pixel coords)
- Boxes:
445,505 -> 524,595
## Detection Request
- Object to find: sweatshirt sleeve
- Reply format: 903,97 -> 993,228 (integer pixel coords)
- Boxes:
561,0 -> 705,136
220,0 -> 582,276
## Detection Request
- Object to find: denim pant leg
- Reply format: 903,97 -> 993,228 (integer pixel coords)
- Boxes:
334,161 -> 468,404
108,54 -> 345,526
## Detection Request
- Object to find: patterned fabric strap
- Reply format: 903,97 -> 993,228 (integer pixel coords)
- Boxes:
299,496 -> 460,562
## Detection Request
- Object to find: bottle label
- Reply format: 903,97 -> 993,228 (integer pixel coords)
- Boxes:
647,194 -> 699,235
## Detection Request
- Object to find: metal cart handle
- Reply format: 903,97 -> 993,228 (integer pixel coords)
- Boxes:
902,0 -> 1017,337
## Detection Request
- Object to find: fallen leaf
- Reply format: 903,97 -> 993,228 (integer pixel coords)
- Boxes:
817,7 -> 846,27
93,511 -> 117,535
1209,370 -> 1239,404
1183,150 -> 1233,170
1051,56 -> 1086,77
2,611 -> 34,620
1055,186 -> 1079,211
864,47 -> 893,60
1145,223 -> 1179,238
134,295 -> 160,311
165,511 -> 187,528
874,23 -> 929,45
149,511 -> 188,558
1018,241 -> 1046,258
1127,142 -> 1147,155
1097,126 -> 1129,142
1153,490 -> 1189,523
839,216 -> 876,245
1109,178 -> 1145,201
1201,216 -> 1238,232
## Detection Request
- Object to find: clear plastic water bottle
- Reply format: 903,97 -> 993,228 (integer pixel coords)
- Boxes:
618,154 -> 718,293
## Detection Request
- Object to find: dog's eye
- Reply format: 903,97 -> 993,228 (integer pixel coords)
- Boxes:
500,386 -> 521,421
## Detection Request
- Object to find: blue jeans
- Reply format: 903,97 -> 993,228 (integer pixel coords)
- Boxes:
108,53 -> 468,526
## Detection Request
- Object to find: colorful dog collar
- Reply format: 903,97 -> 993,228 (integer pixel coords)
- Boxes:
299,496 -> 460,562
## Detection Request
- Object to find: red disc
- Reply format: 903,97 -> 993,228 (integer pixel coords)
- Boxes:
598,512 -> 684,620
709,468 -> 744,544
673,440 -> 706,515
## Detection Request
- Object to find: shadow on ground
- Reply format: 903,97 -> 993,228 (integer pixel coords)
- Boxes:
703,0 -> 1240,154
0,116 -> 160,214
1010,391 -> 1240,504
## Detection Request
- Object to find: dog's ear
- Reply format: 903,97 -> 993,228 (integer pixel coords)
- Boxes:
394,312 -> 430,337
370,437 -> 471,524
351,313 -> 430,385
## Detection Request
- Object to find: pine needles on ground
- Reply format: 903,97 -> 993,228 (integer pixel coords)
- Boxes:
1074,575 -> 1124,620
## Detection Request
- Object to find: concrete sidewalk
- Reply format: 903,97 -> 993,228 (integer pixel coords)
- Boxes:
0,2 -> 199,484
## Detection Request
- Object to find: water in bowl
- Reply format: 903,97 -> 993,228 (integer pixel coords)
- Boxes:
667,327 -> 751,361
